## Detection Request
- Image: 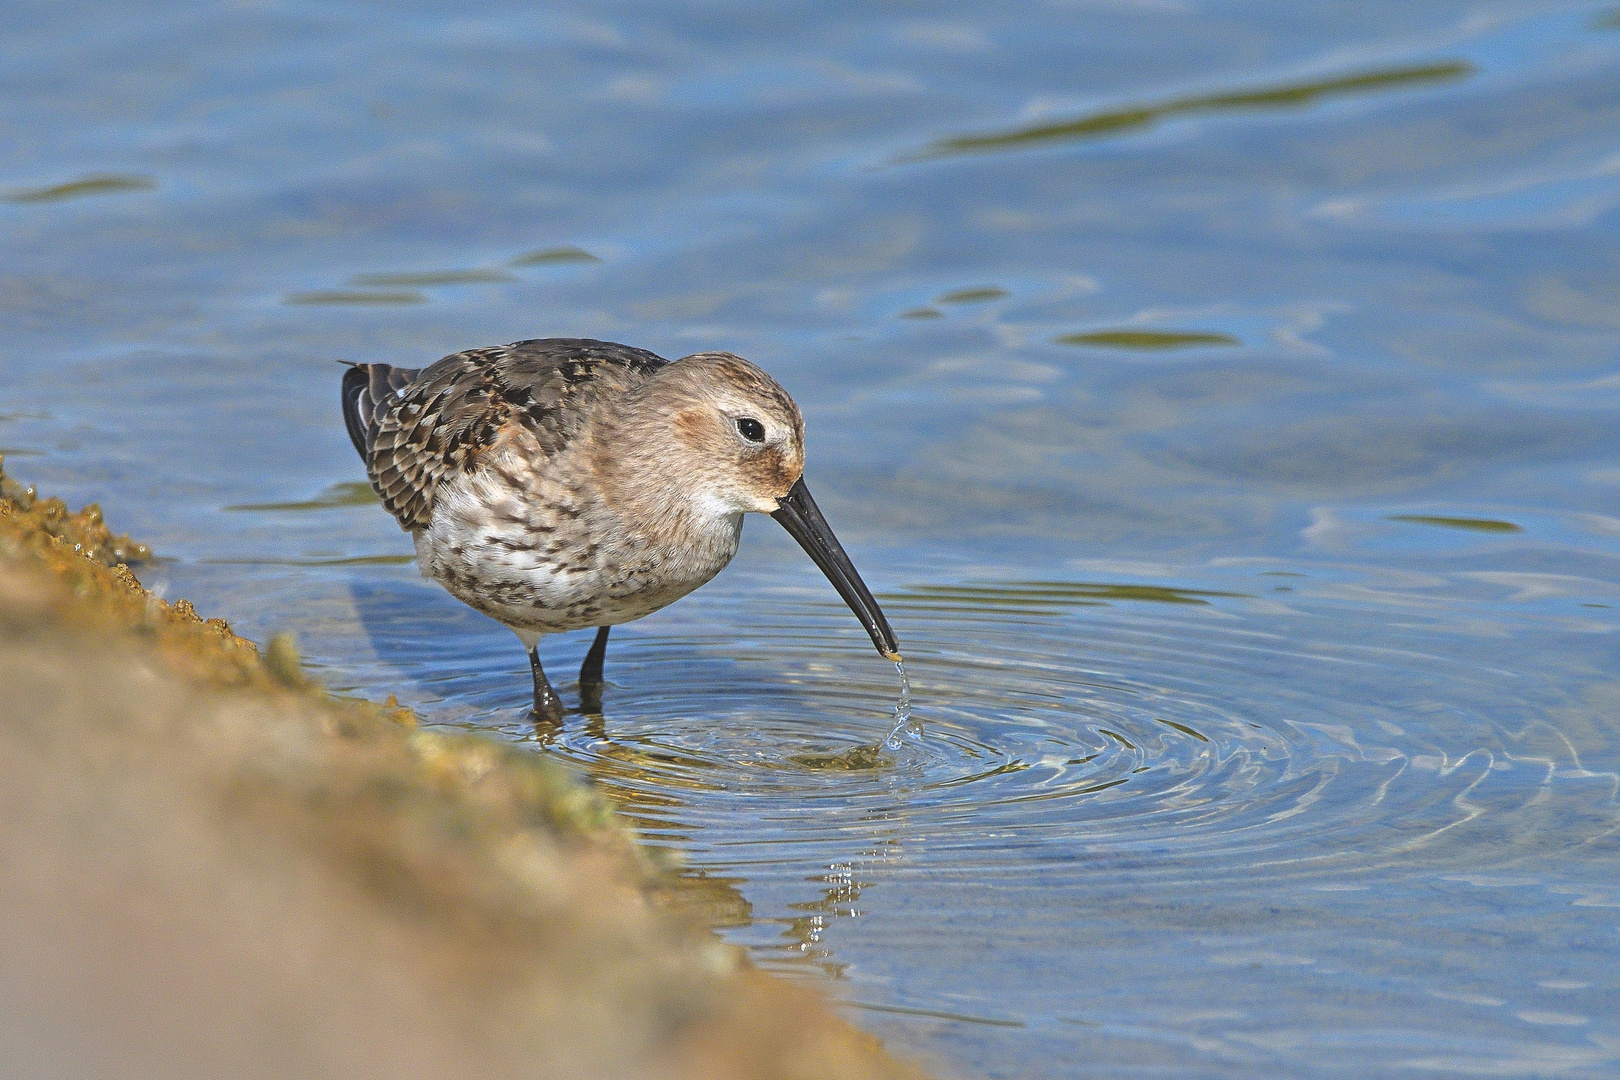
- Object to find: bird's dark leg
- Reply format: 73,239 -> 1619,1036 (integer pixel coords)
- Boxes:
578,625 -> 610,714
529,646 -> 566,724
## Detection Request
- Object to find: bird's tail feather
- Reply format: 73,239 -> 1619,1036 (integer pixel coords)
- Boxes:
340,363 -> 419,460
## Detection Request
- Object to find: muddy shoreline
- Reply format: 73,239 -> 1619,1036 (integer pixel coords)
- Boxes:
0,456 -> 931,1080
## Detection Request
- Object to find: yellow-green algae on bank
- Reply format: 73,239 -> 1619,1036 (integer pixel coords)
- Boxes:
0,456 -> 930,1080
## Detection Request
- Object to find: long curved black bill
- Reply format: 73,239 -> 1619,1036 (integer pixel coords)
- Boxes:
771,477 -> 900,660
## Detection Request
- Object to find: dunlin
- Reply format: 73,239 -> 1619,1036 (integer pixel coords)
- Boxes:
341,337 -> 898,720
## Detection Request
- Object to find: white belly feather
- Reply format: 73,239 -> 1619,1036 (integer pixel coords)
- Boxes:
413,465 -> 744,636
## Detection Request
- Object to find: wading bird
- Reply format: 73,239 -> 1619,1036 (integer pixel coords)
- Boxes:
341,337 -> 898,720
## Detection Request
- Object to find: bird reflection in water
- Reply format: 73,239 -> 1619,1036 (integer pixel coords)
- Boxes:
530,683 -> 909,982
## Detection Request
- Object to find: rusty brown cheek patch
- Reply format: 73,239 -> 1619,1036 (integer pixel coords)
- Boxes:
743,449 -> 802,499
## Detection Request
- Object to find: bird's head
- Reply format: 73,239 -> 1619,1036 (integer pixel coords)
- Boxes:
660,351 -> 806,517
608,350 -> 898,660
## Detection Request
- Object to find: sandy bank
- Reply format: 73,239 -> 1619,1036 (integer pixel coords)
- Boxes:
0,457 -> 930,1080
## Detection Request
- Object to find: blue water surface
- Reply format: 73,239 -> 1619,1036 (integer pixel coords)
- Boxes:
4,2 -> 1620,1076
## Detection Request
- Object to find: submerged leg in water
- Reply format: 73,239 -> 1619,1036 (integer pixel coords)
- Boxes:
579,625 -> 610,714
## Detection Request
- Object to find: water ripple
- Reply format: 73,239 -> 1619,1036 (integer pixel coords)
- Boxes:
510,581 -> 1611,908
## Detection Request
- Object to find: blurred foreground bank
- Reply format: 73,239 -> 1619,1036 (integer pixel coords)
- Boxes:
0,457 -> 927,1080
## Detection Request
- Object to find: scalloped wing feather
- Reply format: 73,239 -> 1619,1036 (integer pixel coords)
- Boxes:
343,338 -> 667,531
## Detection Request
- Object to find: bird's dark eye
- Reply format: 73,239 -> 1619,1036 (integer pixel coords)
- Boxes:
736,417 -> 766,443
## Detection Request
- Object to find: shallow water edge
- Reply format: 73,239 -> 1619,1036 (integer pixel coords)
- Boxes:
0,458 -> 931,1080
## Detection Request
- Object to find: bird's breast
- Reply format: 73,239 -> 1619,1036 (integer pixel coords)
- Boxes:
414,464 -> 742,633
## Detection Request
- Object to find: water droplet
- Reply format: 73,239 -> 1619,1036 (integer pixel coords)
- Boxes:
881,659 -> 921,750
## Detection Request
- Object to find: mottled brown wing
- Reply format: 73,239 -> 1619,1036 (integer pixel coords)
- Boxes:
341,338 -> 668,531
341,362 -> 420,459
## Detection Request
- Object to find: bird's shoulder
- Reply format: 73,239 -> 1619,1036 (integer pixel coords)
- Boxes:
355,337 -> 669,530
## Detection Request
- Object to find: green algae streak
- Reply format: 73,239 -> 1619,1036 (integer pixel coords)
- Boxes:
885,580 -> 1250,616
913,61 -> 1473,159
936,286 -> 1009,304
509,245 -> 601,266
1056,330 -> 1240,350
3,174 -> 157,202
224,481 -> 379,513
283,289 -> 428,305
1388,514 -> 1524,533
